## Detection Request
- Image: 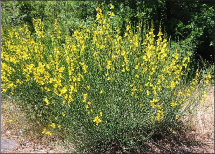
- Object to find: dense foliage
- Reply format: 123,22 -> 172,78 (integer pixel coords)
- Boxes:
1,1 -> 214,62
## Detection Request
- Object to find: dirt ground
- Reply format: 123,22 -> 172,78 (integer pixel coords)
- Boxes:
1,86 -> 214,153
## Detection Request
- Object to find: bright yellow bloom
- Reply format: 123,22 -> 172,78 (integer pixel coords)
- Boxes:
100,89 -> 104,94
135,65 -> 139,69
109,12 -> 115,17
42,128 -> 46,134
50,123 -> 56,128
146,90 -> 150,96
135,74 -> 139,78
45,131 -> 52,135
106,65 -> 111,69
83,93 -> 88,99
44,98 -> 49,106
170,102 -> 177,107
151,103 -> 155,108
157,31 -> 163,36
60,87 -> 67,95
207,74 -> 211,79
93,116 -> 102,125
110,3 -> 114,9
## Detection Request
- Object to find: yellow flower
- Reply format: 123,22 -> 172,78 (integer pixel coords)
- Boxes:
135,74 -> 139,78
85,105 -> 89,109
105,72 -> 109,76
100,112 -> 103,116
60,86 -> 67,95
132,86 -> 137,92
96,7 -> 101,12
44,98 -> 49,106
170,102 -> 177,107
151,103 -> 155,108
170,81 -> 176,89
202,91 -> 207,98
140,103 -> 143,107
58,67 -> 65,73
151,116 -> 154,122
135,65 -> 139,69
51,123 -> 56,128
109,12 -> 115,17
207,74 -> 211,79
3,105 -> 7,109
157,105 -> 161,110
93,116 -> 102,125
42,128 -> 46,134
45,131 -> 52,135
107,60 -> 111,65
106,65 -> 111,69
110,3 -> 114,9
83,93 -> 88,99
157,31 -> 163,36
135,94 -> 138,98
62,112 -> 65,117
146,90 -> 150,96
100,89 -> 104,94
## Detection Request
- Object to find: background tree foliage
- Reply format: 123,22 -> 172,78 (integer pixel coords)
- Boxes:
1,0 -> 214,63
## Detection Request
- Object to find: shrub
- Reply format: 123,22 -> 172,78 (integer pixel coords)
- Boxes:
1,4 -> 212,153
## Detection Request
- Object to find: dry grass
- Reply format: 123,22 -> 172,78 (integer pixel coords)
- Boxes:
1,95 -> 75,153
184,86 -> 214,153
1,86 -> 214,153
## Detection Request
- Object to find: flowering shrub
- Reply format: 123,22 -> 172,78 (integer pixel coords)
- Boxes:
1,4 -> 212,152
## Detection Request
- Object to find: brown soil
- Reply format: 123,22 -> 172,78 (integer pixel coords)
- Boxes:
1,86 -> 214,153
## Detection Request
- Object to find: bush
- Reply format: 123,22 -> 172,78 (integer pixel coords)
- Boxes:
1,4 -> 212,153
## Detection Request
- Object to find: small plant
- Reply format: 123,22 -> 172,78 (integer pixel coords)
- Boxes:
1,4 -> 212,153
